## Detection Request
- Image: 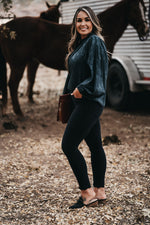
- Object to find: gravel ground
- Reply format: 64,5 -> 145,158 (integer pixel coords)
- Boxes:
0,1 -> 150,224
0,66 -> 150,225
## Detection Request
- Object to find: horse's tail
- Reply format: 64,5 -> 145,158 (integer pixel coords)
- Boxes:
0,46 -> 7,114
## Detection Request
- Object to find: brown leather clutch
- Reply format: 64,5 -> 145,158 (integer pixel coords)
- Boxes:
57,94 -> 74,123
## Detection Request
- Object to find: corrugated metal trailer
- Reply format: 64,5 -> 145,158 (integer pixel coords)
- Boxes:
60,0 -> 150,108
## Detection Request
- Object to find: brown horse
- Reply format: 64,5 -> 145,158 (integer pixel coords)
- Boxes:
97,0 -> 149,52
0,0 -> 149,117
0,1 -> 61,117
39,1 -> 61,23
26,1 -> 61,102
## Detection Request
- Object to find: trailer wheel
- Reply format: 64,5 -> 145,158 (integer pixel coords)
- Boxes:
107,62 -> 129,109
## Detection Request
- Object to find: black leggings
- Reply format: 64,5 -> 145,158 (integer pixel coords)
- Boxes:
61,97 -> 106,190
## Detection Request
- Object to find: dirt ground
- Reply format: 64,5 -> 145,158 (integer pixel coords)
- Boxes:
0,66 -> 150,224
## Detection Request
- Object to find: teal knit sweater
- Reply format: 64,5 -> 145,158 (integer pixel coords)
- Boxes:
63,33 -> 108,107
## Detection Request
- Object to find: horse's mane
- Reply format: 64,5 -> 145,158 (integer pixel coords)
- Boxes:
139,0 -> 146,12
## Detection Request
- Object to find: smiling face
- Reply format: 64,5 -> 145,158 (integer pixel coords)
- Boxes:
76,10 -> 93,39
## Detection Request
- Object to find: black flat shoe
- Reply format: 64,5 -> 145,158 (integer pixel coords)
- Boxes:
98,199 -> 107,204
69,196 -> 98,209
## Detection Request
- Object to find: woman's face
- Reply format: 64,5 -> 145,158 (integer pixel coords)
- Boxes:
76,10 -> 93,39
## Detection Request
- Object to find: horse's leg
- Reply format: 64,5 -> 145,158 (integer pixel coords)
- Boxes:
8,64 -> 26,117
26,59 -> 39,103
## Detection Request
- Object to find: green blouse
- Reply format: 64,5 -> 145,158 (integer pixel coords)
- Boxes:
63,33 -> 108,107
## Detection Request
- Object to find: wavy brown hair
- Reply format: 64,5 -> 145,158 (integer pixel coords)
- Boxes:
65,6 -> 104,68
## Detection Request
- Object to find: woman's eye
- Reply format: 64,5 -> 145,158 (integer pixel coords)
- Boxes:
76,17 -> 91,22
77,18 -> 82,22
85,18 -> 91,22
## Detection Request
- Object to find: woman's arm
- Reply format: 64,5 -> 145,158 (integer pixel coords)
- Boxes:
77,36 -> 108,99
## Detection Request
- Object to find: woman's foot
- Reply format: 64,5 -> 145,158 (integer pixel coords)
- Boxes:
69,188 -> 98,209
94,187 -> 106,200
81,187 -> 97,205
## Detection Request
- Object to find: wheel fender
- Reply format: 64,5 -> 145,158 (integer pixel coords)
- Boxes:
110,56 -> 141,92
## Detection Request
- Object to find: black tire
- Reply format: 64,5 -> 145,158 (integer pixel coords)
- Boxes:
107,62 -> 130,109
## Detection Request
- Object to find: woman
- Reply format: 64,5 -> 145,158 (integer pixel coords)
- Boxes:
61,6 -> 108,209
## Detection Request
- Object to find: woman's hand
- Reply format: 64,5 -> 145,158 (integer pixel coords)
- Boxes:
72,88 -> 82,98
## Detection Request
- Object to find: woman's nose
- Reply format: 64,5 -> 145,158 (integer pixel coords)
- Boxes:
81,20 -> 86,25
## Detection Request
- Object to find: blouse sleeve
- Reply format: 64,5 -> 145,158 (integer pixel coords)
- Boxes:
77,37 -> 108,99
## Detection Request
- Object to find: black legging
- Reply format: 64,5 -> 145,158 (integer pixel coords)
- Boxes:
61,97 -> 106,190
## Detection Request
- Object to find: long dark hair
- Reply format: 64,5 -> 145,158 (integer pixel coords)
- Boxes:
65,6 -> 104,68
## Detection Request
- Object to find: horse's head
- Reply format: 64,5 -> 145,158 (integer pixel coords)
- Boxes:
127,0 -> 149,40
40,1 -> 61,23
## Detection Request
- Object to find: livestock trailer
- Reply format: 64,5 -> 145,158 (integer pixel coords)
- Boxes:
60,0 -> 150,108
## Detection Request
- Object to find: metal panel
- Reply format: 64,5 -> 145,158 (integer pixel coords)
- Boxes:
61,0 -> 150,82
